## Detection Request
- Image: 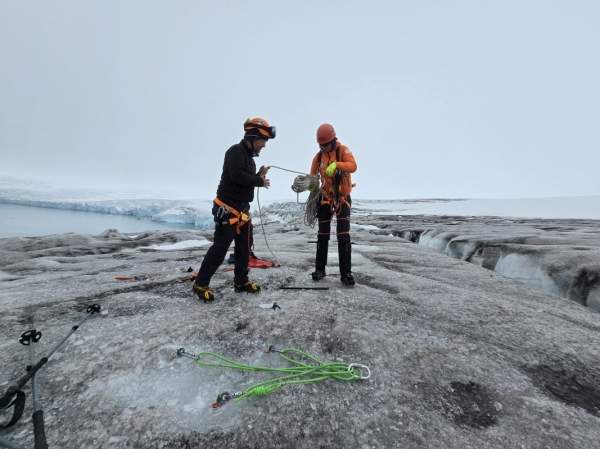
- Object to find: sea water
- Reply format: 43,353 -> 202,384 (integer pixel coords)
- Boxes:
0,203 -> 195,238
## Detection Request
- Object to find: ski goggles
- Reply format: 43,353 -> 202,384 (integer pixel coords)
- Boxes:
245,124 -> 276,139
259,125 -> 276,139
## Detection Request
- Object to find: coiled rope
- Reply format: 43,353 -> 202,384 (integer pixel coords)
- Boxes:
255,187 -> 279,264
301,188 -> 320,228
255,166 -> 321,262
177,347 -> 370,408
290,173 -> 320,227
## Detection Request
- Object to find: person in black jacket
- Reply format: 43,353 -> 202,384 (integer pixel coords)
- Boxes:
192,117 -> 275,302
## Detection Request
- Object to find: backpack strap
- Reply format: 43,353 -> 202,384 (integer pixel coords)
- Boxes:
332,143 -> 343,205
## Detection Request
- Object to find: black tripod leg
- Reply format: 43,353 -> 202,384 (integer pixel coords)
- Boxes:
32,409 -> 48,449
27,331 -> 48,449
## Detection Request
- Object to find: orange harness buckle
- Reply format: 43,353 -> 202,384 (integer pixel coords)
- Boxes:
214,198 -> 250,234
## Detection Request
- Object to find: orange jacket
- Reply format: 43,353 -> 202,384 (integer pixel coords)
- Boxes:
310,142 -> 357,200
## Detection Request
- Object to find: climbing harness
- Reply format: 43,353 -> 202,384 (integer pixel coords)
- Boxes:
176,346 -> 370,409
214,197 -> 250,234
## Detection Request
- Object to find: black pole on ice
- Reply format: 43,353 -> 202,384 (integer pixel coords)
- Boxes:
0,304 -> 102,430
21,329 -> 48,449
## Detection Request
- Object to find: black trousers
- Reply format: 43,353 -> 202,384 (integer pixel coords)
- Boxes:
315,199 -> 351,276
196,204 -> 251,286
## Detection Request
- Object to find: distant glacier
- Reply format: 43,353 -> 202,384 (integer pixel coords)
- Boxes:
1,176 -> 599,228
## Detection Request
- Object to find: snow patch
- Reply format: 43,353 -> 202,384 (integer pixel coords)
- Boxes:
141,239 -> 211,251
352,244 -> 381,252
351,223 -> 380,231
252,213 -> 285,225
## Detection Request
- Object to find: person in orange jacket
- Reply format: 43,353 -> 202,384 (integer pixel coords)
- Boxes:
309,123 -> 357,286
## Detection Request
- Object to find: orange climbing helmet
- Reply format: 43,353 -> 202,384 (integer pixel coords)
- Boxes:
244,117 -> 276,139
316,123 -> 336,145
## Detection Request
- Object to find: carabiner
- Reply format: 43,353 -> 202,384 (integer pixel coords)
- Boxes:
347,363 -> 371,380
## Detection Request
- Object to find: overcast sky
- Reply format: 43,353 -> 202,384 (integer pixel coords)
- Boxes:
1,0 -> 599,201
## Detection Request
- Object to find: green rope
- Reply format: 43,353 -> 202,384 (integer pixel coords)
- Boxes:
192,348 -> 367,404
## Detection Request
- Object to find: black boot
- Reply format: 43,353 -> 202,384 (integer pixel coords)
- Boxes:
338,240 -> 354,287
192,283 -> 215,302
234,281 -> 261,293
341,273 -> 355,286
311,269 -> 326,281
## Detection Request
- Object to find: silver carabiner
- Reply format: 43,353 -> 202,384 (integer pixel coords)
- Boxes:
215,206 -> 227,220
348,363 -> 371,380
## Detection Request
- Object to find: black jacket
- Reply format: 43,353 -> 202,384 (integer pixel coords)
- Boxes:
216,139 -> 264,210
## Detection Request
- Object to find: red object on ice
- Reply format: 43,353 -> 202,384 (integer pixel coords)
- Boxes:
248,255 -> 278,268
222,255 -> 279,271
